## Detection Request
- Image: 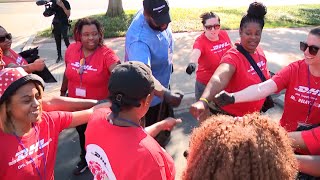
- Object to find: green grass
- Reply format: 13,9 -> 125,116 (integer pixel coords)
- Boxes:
38,4 -> 320,38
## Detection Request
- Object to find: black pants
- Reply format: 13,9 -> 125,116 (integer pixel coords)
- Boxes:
144,102 -> 174,148
75,123 -> 87,161
52,23 -> 70,57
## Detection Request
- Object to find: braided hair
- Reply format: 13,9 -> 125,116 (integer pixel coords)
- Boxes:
182,113 -> 298,180
73,18 -> 104,46
240,2 -> 267,31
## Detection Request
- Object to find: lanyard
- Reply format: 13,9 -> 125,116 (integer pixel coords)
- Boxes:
109,113 -> 141,127
78,47 -> 97,86
13,124 -> 46,180
306,66 -> 320,122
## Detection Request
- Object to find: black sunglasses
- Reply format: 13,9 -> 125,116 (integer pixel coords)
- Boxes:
0,33 -> 12,43
204,24 -> 221,31
300,41 -> 320,56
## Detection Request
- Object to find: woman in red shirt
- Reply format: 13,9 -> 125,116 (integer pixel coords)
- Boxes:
186,12 -> 232,101
60,17 -> 120,175
0,26 -> 45,73
190,2 -> 270,119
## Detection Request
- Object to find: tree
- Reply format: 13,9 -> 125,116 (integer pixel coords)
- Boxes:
106,0 -> 124,17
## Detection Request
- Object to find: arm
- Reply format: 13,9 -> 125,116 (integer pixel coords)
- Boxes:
7,58 -> 45,73
68,102 -> 111,128
288,131 -> 307,150
186,49 -> 201,75
42,96 -> 99,112
145,117 -> 182,138
296,155 -> 320,177
189,49 -> 201,64
60,72 -> 68,96
234,79 -> 278,103
189,63 -> 235,119
57,0 -> 70,18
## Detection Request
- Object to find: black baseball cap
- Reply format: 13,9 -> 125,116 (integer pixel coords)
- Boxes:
108,61 -> 162,107
143,0 -> 171,25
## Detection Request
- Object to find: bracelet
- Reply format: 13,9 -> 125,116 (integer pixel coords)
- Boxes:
199,97 -> 209,106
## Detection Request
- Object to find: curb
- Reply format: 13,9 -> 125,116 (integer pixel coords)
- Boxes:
22,34 -> 36,51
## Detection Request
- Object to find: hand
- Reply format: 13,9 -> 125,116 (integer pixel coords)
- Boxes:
30,58 -> 45,72
189,101 -> 207,120
160,117 -> 182,131
164,89 -> 184,107
186,63 -> 196,75
214,91 -> 235,107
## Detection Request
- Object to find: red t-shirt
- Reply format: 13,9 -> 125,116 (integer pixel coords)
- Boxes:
3,49 -> 28,66
220,45 -> 270,116
65,42 -> 120,100
0,111 -> 72,180
85,108 -> 176,180
194,31 -> 232,85
272,60 -> 320,132
301,126 -> 320,155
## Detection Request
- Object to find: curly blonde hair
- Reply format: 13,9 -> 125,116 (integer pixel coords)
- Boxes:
182,113 -> 297,180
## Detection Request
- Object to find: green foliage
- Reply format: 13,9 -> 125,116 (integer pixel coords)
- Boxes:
38,4 -> 320,38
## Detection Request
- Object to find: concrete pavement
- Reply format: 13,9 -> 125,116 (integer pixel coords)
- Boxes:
23,27 -> 313,179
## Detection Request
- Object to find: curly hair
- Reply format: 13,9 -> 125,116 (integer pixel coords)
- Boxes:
182,113 -> 298,180
73,17 -> 104,46
240,2 -> 267,30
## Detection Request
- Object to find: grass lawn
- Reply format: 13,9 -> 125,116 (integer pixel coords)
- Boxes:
38,4 -> 320,38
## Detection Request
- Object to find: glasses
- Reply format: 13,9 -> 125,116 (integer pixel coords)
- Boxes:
0,33 -> 12,43
204,24 -> 220,31
300,41 -> 320,56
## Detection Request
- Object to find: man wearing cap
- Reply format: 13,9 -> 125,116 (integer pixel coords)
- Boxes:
125,0 -> 183,147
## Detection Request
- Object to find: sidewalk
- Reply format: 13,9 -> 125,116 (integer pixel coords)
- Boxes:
25,27 -> 312,179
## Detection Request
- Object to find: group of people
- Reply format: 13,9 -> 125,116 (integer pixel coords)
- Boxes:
1,0 -> 320,179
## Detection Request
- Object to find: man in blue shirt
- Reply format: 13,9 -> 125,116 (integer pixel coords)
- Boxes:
125,0 -> 183,147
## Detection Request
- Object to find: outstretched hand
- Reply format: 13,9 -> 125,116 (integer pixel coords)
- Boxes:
164,89 -> 184,107
186,63 -> 196,75
214,91 -> 235,107
160,117 -> 182,131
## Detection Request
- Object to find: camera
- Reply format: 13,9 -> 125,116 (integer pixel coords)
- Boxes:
36,0 -> 56,17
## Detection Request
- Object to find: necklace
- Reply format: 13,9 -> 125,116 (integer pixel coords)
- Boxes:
108,113 -> 141,127
13,124 -> 46,180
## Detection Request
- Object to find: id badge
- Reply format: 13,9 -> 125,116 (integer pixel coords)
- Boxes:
75,87 -> 86,97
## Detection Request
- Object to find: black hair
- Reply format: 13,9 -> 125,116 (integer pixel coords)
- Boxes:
109,94 -> 142,118
240,2 -> 267,30
310,26 -> 320,38
73,18 -> 104,46
200,12 -> 220,25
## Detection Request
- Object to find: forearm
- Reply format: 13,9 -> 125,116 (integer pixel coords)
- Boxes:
42,96 -> 98,112
234,79 -> 277,103
201,75 -> 228,102
296,155 -> 320,177
68,108 -> 93,128
145,121 -> 165,138
60,72 -> 68,96
288,131 -> 307,150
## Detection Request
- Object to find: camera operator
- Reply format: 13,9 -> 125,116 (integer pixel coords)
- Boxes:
52,0 -> 71,63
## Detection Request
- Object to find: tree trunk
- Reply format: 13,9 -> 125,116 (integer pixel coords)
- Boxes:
106,0 -> 124,17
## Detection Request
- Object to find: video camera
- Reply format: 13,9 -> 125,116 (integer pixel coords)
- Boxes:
36,0 -> 56,17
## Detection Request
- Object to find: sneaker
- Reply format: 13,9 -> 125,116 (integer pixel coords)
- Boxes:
56,56 -> 63,63
73,159 -> 88,175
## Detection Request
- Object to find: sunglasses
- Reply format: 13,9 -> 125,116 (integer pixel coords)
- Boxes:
300,41 -> 320,56
0,33 -> 12,43
204,24 -> 221,31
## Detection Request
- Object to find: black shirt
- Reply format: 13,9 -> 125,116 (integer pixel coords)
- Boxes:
52,0 -> 71,25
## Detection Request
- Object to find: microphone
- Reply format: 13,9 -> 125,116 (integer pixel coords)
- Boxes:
36,0 -> 49,6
